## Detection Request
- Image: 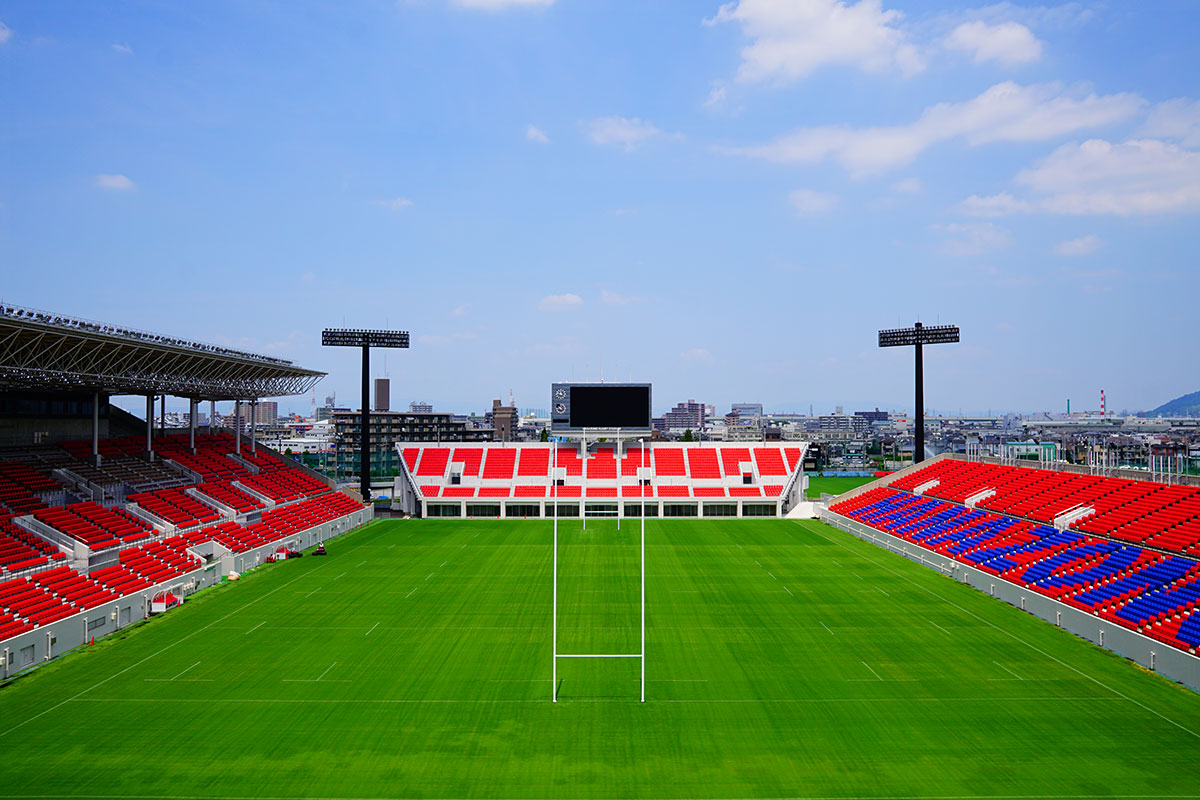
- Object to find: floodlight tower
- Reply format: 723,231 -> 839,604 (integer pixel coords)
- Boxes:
878,322 -> 960,465
321,328 -> 410,502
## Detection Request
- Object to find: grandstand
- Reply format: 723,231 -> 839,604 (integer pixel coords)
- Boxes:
0,305 -> 371,677
824,454 -> 1200,683
391,442 -> 810,518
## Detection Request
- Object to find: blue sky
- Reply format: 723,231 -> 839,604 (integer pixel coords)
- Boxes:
3,1 -> 1198,417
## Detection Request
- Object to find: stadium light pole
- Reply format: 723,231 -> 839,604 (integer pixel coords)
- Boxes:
878,322 -> 959,465
552,437 -> 558,703
321,329 -> 409,503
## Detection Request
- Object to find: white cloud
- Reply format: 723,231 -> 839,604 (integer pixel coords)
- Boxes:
788,188 -> 838,216
450,304 -> 470,317
931,222 -> 1011,257
378,196 -> 414,211
944,21 -> 1041,65
95,174 -> 135,191
724,82 -> 1142,176
680,348 -> 714,363
1053,234 -> 1104,256
968,139 -> 1200,217
1017,139 -> 1200,216
1140,98 -> 1200,147
451,0 -> 554,9
959,191 -> 1033,217
890,177 -> 922,194
112,43 -> 133,55
587,116 -> 677,151
703,84 -> 728,110
704,0 -> 924,84
538,293 -> 583,311
0,22 -> 11,45
525,124 -> 550,144
599,290 -> 642,306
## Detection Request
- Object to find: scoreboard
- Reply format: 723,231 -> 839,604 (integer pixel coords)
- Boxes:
550,383 -> 652,433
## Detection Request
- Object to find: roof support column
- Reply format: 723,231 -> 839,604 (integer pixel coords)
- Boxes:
234,400 -> 242,455
145,394 -> 154,462
189,398 -> 197,454
90,391 -> 102,467
210,400 -> 216,438
159,394 -> 166,439
250,400 -> 258,455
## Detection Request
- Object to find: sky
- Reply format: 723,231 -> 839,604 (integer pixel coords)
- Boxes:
2,1 -> 1198,418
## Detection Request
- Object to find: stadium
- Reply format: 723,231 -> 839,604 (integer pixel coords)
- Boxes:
1,302 -> 1199,800
6,3 -> 1200,798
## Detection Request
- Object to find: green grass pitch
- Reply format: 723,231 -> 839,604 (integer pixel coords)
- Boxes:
3,517 -> 1200,799
805,476 -> 879,499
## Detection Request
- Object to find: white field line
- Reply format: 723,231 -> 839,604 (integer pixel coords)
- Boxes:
993,662 -> 1022,681
928,619 -> 949,634
425,572 -> 435,581
172,661 -> 202,681
819,620 -> 834,636
334,572 -> 347,580
387,544 -> 396,549
860,661 -> 883,681
783,586 -> 794,596
245,621 -> 266,635
356,561 -> 367,567
810,523 -> 1200,739
1,555 -> 332,738
440,561 -> 447,567
876,586 -> 890,597
404,587 -> 418,598
365,622 -> 380,636
768,572 -> 777,580
74,695 -> 1127,707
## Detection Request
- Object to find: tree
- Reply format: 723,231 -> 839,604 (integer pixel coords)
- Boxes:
284,447 -> 294,458
539,428 -> 549,442
681,429 -> 695,442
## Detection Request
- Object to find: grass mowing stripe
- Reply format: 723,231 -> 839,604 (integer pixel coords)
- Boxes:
805,519 -> 1200,739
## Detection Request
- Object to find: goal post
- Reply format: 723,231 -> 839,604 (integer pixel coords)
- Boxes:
552,437 -> 647,703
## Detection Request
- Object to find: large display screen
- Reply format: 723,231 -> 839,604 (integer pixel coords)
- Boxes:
552,383 -> 651,430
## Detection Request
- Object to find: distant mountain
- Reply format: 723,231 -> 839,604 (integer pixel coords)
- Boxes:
1149,390 -> 1200,417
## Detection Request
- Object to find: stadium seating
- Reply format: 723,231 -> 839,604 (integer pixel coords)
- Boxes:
887,460 -> 1200,557
832,486 -> 1200,655
451,448 -> 484,477
517,449 -> 550,477
33,502 -> 154,550
652,449 -> 686,477
481,449 -> 516,479
686,449 -> 721,480
238,470 -> 329,503
128,487 -> 222,528
415,448 -> 451,478
586,448 -> 618,479
195,480 -> 264,513
753,448 -> 787,476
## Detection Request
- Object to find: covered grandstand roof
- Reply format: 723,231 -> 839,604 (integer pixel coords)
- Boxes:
0,303 -> 324,399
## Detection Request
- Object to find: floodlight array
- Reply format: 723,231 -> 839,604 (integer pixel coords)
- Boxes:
321,329 -> 410,348
878,324 -> 960,348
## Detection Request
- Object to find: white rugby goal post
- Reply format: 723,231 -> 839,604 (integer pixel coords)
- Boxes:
552,437 -> 647,703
